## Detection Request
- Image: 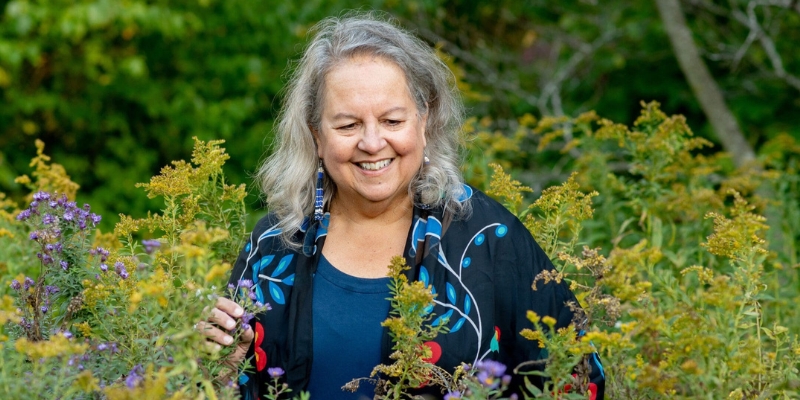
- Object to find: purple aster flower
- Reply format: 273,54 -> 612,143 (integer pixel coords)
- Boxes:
41,254 -> 53,265
475,360 -> 507,377
83,203 -> 91,211
63,210 -> 74,221
227,283 -> 235,291
40,305 -> 48,314
238,279 -> 254,288
142,239 -> 161,254
125,364 -> 144,388
52,227 -> 61,237
502,375 -> 512,386
66,201 -> 76,209
45,285 -> 60,296
97,343 -> 108,351
90,213 -> 101,226
267,367 -> 285,378
62,331 -> 73,339
248,291 -> 257,300
444,391 -> 462,400
10,280 -> 21,291
30,200 -> 39,208
16,209 -> 31,221
49,200 -> 58,208
42,213 -> 56,225
78,364 -> 84,371
100,263 -> 108,272
45,243 -> 55,252
29,231 -> 40,241
78,219 -> 87,230
477,371 -> 497,388
23,277 -> 35,290
509,394 -> 518,400
241,312 -> 254,326
32,191 -> 50,202
54,242 -> 63,252
116,263 -> 129,280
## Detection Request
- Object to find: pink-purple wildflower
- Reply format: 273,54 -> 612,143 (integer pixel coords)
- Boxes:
267,367 -> 285,378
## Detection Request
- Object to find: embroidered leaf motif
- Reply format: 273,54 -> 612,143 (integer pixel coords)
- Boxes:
254,285 -> 265,304
433,309 -> 454,327
283,274 -> 295,286
271,254 -> 293,277
464,295 -> 472,315
244,242 -> 251,252
446,282 -> 457,304
451,317 -> 466,333
257,255 -> 274,272
253,255 -> 274,282
419,266 -> 430,287
268,281 -> 285,305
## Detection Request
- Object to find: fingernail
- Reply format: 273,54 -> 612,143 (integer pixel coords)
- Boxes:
234,307 -> 243,317
224,335 -> 233,345
226,319 -> 236,329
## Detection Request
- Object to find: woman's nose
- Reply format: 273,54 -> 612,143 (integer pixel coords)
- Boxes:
357,123 -> 386,153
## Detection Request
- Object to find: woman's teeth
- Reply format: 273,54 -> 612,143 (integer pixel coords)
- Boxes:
359,159 -> 392,171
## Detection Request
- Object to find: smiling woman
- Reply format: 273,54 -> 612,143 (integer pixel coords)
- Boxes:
197,11 -> 605,400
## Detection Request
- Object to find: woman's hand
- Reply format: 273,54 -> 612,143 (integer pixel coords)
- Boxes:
196,297 -> 255,366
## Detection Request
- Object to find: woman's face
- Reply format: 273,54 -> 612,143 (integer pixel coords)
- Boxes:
316,55 -> 426,209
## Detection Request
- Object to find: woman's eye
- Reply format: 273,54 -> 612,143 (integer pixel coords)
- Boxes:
385,120 -> 402,126
337,123 -> 358,130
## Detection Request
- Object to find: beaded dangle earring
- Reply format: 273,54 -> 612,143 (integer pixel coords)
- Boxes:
314,159 -> 324,221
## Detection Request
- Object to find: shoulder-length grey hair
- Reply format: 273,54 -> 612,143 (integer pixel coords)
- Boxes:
257,12 -> 470,247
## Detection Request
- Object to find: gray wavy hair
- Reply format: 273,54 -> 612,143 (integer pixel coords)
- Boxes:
257,12 -> 470,247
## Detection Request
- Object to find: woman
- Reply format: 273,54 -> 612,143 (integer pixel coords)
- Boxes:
198,13 -> 604,399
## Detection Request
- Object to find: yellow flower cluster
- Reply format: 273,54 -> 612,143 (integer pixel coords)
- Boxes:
14,139 -> 80,200
15,333 -> 88,359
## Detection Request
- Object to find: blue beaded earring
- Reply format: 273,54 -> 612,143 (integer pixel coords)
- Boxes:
314,159 -> 324,221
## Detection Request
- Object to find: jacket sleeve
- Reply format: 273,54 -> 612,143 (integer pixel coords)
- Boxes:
496,217 -> 605,399
227,215 -> 279,400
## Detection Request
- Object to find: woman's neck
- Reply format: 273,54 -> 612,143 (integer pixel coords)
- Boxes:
328,193 -> 414,226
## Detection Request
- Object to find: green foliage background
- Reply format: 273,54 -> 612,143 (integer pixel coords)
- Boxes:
2,0 -> 798,229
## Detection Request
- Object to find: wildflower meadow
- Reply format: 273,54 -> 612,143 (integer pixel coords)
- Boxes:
1,103 -> 799,399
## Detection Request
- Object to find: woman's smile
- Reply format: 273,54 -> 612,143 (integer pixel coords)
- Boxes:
357,158 -> 393,171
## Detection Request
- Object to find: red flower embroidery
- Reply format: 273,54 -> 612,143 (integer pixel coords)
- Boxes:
562,374 -> 598,400
254,322 -> 267,372
422,341 -> 442,364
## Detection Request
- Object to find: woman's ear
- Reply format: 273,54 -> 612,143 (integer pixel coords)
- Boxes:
310,125 -> 322,157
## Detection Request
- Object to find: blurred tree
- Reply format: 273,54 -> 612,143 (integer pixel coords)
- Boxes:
656,0 -> 755,167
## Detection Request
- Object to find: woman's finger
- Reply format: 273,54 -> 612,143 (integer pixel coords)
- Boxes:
216,297 -> 244,318
208,306 -> 239,332
238,322 -> 255,346
195,319 -> 235,346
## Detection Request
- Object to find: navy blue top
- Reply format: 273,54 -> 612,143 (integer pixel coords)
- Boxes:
306,254 -> 391,399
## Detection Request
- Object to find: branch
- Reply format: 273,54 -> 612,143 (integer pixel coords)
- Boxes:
656,0 -> 756,167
